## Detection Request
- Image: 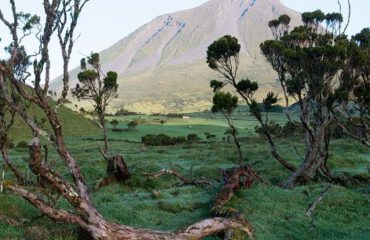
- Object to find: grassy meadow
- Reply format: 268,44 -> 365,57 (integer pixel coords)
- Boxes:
0,111 -> 369,239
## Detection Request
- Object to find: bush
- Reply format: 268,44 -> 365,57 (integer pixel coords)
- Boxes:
255,121 -> 304,137
141,134 -> 186,146
115,108 -> 138,116
17,141 -> 28,148
127,120 -> 139,130
5,139 -> 14,149
171,136 -> 186,145
187,133 -> 201,143
204,132 -> 216,142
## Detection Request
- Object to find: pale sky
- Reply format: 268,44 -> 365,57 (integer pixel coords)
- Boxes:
0,0 -> 369,79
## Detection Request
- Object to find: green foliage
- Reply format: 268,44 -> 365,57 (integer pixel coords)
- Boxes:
211,92 -> 238,115
186,133 -> 201,143
263,92 -> 278,111
206,35 -> 240,70
16,141 -> 28,148
210,80 -> 224,92
255,121 -> 303,137
127,120 -> 139,130
235,78 -> 258,93
141,134 -> 186,146
104,71 -> 118,92
110,119 -> 119,129
301,9 -> 326,25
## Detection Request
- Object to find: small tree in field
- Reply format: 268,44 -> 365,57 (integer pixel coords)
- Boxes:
110,119 -> 119,130
127,119 -> 139,130
211,91 -> 244,166
72,53 -> 118,155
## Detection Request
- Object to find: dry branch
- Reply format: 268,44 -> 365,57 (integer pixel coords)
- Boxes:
143,168 -> 211,186
306,186 -> 331,217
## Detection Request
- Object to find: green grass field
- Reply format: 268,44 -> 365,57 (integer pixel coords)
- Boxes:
0,112 -> 369,239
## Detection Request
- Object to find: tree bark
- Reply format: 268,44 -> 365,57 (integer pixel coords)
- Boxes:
284,126 -> 330,188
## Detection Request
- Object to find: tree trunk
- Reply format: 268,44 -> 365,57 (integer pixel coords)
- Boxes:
95,155 -> 131,189
0,147 -> 24,185
284,127 -> 330,188
100,116 -> 109,154
81,217 -> 253,240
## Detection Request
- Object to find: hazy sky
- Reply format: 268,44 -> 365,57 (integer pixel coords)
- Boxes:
0,0 -> 369,79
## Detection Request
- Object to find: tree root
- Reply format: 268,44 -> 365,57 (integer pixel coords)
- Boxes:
95,154 -> 131,190
211,165 -> 260,240
143,168 -> 211,186
306,186 -> 331,217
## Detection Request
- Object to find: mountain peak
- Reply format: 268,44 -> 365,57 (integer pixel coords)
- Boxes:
51,0 -> 301,114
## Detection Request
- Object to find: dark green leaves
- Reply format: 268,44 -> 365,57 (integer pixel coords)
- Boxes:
236,79 -> 258,93
77,70 -> 99,83
302,10 -> 326,25
211,91 -> 238,115
353,28 -> 370,48
87,52 -> 100,67
210,80 -> 224,92
263,92 -> 278,110
207,35 -> 240,70
104,71 -> 118,91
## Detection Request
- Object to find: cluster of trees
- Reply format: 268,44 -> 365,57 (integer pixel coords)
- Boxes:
207,11 -> 369,188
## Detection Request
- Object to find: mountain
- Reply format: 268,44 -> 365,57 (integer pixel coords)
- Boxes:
50,0 -> 302,114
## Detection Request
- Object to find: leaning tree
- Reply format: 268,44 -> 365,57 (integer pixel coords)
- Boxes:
0,0 -> 252,239
207,11 -> 369,188
211,90 -> 244,166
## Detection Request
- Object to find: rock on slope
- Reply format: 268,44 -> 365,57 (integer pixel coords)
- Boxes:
51,0 -> 301,114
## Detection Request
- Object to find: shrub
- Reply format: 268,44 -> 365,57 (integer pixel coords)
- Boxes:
115,108 -> 138,116
187,133 -> 201,143
127,120 -> 139,130
17,141 -> 28,148
171,136 -> 186,145
204,132 -> 216,142
110,119 -> 119,129
255,121 -> 304,137
141,134 -> 186,146
5,139 -> 14,149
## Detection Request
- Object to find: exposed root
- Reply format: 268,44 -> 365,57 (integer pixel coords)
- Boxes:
95,153 -> 131,190
211,165 -> 260,239
143,168 -> 211,186
306,186 -> 331,217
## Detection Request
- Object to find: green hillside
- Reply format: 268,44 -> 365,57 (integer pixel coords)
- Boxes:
8,104 -> 98,142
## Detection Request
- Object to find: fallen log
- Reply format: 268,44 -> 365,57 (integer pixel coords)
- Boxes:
211,165 -> 260,239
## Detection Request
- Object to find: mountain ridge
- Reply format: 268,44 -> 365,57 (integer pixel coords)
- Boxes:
51,0 -> 302,114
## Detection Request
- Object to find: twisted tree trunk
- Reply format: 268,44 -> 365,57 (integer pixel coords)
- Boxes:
284,127 -> 330,188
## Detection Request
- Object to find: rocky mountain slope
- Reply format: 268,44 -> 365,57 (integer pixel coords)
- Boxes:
51,0 -> 302,113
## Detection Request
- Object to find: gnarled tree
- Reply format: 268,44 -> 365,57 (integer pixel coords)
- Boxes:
0,0 -> 252,239
207,10 -> 369,188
